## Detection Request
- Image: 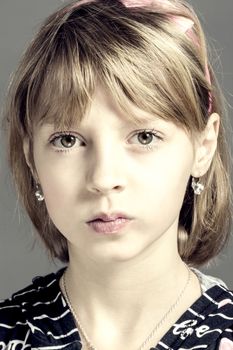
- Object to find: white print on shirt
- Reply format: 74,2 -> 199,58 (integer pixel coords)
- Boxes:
173,319 -> 223,340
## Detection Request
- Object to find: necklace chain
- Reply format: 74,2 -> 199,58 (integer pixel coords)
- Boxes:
61,265 -> 191,350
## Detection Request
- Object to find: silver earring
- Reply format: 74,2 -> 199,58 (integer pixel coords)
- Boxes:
35,184 -> 44,202
191,177 -> 204,195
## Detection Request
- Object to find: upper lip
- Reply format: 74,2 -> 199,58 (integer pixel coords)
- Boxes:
87,212 -> 133,223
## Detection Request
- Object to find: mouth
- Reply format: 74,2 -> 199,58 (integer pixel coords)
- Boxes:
87,212 -> 133,223
87,217 -> 133,235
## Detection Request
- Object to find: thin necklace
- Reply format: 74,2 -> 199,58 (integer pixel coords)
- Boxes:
61,265 -> 191,350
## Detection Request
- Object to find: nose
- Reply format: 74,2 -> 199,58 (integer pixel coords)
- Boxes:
85,144 -> 126,195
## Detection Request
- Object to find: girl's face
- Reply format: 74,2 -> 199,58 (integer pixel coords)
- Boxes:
26,86 -> 197,263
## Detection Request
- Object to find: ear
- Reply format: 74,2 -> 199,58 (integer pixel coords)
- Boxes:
191,113 -> 220,177
23,137 -> 39,183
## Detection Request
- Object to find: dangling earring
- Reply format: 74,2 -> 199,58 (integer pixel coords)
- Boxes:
191,177 -> 204,195
35,184 -> 44,202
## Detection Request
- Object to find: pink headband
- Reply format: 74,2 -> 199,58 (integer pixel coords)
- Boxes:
66,0 -> 213,114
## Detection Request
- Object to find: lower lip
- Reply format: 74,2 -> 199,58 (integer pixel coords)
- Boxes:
87,218 -> 132,234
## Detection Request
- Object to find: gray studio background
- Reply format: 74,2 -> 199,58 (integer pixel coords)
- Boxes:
0,1 -> 233,299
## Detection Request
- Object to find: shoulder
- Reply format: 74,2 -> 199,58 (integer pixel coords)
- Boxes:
198,284 -> 233,349
0,268 -> 65,348
167,274 -> 233,349
212,286 -> 233,349
0,292 -> 29,348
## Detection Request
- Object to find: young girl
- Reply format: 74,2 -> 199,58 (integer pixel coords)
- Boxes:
1,0 -> 233,349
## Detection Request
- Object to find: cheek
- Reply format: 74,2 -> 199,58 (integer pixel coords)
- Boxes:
33,150 -> 81,210
40,170 -> 78,205
142,143 -> 194,213
37,166 -> 79,234
150,145 -> 192,181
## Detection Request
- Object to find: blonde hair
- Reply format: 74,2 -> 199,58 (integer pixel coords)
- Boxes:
3,0 -> 232,266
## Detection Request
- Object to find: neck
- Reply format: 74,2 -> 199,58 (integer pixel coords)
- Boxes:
63,243 -> 190,330
59,228 -> 202,349
67,249 -> 186,293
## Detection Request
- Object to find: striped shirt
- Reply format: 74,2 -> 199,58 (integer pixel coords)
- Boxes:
0,267 -> 233,349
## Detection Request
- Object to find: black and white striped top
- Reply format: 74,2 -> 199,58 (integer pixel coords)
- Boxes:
0,267 -> 233,349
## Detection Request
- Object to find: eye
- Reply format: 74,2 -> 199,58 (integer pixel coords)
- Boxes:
129,129 -> 163,150
49,132 -> 84,151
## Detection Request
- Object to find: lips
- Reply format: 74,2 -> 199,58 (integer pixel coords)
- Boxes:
87,212 -> 133,223
87,217 -> 132,234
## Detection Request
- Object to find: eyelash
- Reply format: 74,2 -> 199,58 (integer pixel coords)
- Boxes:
48,129 -> 163,153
